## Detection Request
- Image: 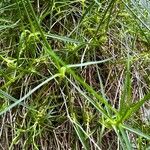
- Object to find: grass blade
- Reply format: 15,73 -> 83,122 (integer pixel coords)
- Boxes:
122,124 -> 150,140
119,125 -> 132,150
67,57 -> 112,68
0,74 -> 60,115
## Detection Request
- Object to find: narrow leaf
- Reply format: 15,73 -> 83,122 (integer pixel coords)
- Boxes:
122,124 -> 150,140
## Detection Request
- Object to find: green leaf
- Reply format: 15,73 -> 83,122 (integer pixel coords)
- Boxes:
0,74 -> 60,115
72,114 -> 89,150
45,33 -> 84,44
122,124 -> 150,140
0,90 -> 38,113
119,125 -> 132,150
67,77 -> 111,119
67,57 -> 112,68
119,56 -> 132,114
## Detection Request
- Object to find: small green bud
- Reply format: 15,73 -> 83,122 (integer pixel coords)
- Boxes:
60,67 -> 66,78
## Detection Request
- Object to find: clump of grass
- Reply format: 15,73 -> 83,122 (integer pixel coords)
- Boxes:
0,0 -> 150,149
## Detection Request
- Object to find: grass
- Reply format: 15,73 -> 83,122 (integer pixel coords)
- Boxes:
0,0 -> 150,149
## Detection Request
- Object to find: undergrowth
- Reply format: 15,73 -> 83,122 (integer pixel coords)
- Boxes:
0,0 -> 150,149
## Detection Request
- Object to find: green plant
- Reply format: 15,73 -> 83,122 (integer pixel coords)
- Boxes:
0,0 -> 150,149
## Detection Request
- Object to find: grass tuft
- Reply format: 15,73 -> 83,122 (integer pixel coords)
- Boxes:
0,0 -> 150,149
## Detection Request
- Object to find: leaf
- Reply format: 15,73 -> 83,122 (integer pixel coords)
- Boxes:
118,125 -> 132,150
45,33 -> 84,44
122,124 -> 150,140
0,89 -> 37,113
124,92 -> 150,121
67,77 -> 111,119
0,74 -> 60,115
119,55 -> 132,121
72,116 -> 89,150
67,57 -> 112,68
